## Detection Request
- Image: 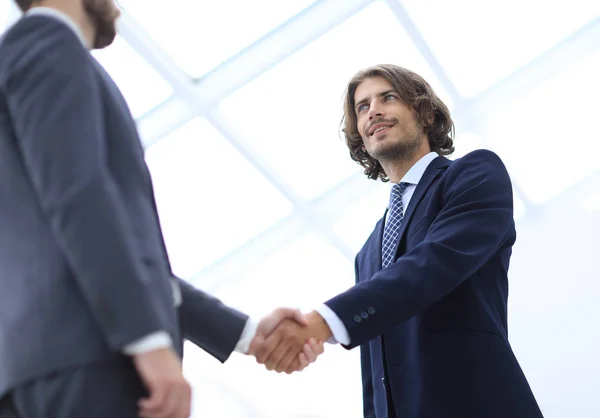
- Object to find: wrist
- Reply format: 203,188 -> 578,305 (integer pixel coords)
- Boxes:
306,310 -> 332,341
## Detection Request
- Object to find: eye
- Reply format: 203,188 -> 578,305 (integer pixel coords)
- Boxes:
357,103 -> 368,113
383,94 -> 396,101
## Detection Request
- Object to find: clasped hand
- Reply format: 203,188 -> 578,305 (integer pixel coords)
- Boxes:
246,308 -> 331,374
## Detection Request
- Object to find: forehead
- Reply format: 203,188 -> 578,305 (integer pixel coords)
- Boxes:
353,76 -> 395,103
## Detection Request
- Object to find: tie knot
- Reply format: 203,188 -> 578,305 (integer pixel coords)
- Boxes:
391,182 -> 409,198
388,182 -> 409,209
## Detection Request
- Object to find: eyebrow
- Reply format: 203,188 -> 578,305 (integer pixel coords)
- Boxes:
355,89 -> 397,110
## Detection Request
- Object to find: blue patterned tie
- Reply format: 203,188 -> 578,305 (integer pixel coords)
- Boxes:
381,182 -> 409,268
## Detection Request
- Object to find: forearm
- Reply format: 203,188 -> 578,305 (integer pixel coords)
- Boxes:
177,278 -> 248,362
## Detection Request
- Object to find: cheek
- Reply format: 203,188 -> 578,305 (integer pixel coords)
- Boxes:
356,118 -> 367,139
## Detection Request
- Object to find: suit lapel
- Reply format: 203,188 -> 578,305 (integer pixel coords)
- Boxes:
391,156 -> 450,258
369,217 -> 386,274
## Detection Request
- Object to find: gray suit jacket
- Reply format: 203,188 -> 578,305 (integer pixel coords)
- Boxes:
0,15 -> 247,398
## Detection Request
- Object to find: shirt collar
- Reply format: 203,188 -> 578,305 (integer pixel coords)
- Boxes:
25,7 -> 88,49
394,151 -> 439,187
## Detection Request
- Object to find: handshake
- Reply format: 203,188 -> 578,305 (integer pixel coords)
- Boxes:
246,307 -> 333,374
134,308 -> 333,418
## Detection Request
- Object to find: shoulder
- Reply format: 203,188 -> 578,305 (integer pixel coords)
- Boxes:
440,149 -> 512,195
452,148 -> 506,167
0,15 -> 89,86
1,14 -> 81,51
447,149 -> 509,178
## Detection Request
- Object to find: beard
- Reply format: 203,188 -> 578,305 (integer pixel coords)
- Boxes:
366,119 -> 425,164
83,0 -> 119,49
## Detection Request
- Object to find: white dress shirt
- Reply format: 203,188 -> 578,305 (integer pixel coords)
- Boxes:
315,152 -> 440,345
24,7 -> 257,355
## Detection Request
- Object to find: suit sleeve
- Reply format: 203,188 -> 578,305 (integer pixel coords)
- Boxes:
3,21 -> 169,351
177,278 -> 248,362
325,150 -> 514,348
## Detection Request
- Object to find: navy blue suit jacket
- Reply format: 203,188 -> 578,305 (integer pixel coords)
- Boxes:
0,15 -> 246,397
326,150 -> 543,417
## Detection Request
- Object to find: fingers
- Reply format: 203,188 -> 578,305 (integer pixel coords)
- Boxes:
305,338 -> 322,362
285,357 -> 304,375
263,335 -> 293,371
273,344 -> 301,373
254,308 -> 306,343
138,387 -> 167,417
253,318 -> 300,365
252,333 -> 281,364
273,307 -> 307,326
132,348 -> 191,418
285,338 -> 324,374
295,353 -> 309,372
298,341 -> 315,368
252,319 -> 320,374
139,379 -> 191,418
313,338 -> 325,356
259,321 -> 302,372
246,334 -> 263,357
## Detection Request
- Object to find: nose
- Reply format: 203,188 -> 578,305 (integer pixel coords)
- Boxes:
113,0 -> 123,17
367,102 -> 384,120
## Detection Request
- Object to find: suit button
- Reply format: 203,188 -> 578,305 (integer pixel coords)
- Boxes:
361,311 -> 368,319
382,377 -> 386,388
367,307 -> 375,315
353,315 -> 362,323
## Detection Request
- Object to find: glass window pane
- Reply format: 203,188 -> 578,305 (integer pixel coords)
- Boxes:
211,232 -> 355,314
0,2 -> 12,34
92,35 -> 172,119
219,1 -> 452,200
1,3 -> 22,35
451,132 -> 485,159
581,192 -> 600,212
144,118 -> 293,278
402,0 -> 600,97
118,0 -> 317,78
482,44 -> 600,204
334,183 -> 389,254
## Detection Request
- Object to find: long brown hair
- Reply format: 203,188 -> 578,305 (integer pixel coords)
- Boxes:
341,64 -> 454,181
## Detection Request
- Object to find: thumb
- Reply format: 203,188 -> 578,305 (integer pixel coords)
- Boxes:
246,334 -> 264,356
275,307 -> 307,326
138,381 -> 165,410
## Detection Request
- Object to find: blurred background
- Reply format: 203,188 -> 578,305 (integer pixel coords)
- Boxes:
2,0 -> 599,417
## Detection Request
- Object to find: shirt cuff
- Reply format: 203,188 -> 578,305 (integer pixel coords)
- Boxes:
234,317 -> 258,354
122,331 -> 173,356
314,303 -> 350,345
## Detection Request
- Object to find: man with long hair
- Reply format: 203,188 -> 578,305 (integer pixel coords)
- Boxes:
254,65 -> 544,417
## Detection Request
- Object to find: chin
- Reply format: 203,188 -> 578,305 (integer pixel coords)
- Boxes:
94,31 -> 117,49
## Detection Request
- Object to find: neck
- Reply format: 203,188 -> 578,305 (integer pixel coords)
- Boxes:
33,0 -> 95,48
380,138 -> 431,183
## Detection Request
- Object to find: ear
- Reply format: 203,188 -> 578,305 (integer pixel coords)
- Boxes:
427,110 -> 435,125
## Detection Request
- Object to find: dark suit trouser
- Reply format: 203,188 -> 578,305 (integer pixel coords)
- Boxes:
0,358 -> 146,418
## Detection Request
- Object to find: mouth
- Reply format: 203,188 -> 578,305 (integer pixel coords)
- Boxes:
369,123 -> 394,136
